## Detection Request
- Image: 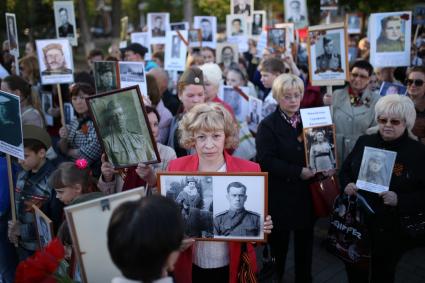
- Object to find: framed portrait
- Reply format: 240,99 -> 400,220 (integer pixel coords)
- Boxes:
170,21 -> 189,31
251,11 -> 266,37
32,205 -> 54,249
194,16 -> 217,48
94,61 -> 120,94
308,23 -> 348,86
36,39 -> 74,85
379,82 -> 407,96
130,32 -> 151,60
53,1 -> 77,46
346,13 -> 363,34
147,13 -> 170,44
86,86 -> 160,168
118,61 -> 148,98
267,28 -> 286,52
164,30 -> 188,72
158,172 -> 268,242
41,92 -> 54,126
231,0 -> 253,18
284,0 -> 309,29
65,187 -> 146,283
64,102 -> 75,125
248,96 -> 263,133
320,0 -> 338,11
188,29 -> 202,48
219,86 -> 249,123
0,91 -> 23,159
356,146 -> 397,194
413,5 -> 425,25
303,125 -> 337,173
5,13 -> 19,57
369,11 -> 412,67
226,14 -> 248,39
216,43 -> 239,67
275,22 -> 295,45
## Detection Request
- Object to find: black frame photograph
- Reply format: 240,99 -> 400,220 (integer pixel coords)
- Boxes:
33,205 -> 54,249
86,86 -> 160,169
94,61 -> 120,94
231,0 -> 254,18
158,172 -> 268,242
5,13 -> 19,57
303,125 -> 337,173
53,1 -> 78,46
0,90 -> 24,159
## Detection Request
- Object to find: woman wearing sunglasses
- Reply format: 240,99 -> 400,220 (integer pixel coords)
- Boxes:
340,94 -> 425,282
406,66 -> 425,144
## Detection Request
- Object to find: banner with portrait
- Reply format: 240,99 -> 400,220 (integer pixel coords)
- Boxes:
346,13 -> 363,35
251,11 -> 266,37
94,61 -> 120,94
147,13 -> 170,44
284,0 -> 309,29
36,39 -> 74,85
194,16 -> 217,48
164,30 -> 188,72
216,43 -> 239,70
54,1 -> 78,46
0,91 -> 23,159
369,11 -> 412,67
231,0 -> 253,19
308,23 -> 348,86
5,13 -> 19,57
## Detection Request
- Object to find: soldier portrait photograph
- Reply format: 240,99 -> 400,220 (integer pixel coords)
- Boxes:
94,61 -> 119,93
231,0 -> 253,17
53,1 -> 77,46
147,13 -> 170,44
315,35 -> 342,71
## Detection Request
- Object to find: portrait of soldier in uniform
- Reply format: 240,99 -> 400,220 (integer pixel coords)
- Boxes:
200,18 -> 213,42
152,15 -> 166,37
171,35 -> 181,58
232,0 -> 252,17
41,43 -> 72,75
6,15 -> 18,51
94,62 -> 118,93
214,181 -> 260,236
376,15 -> 405,53
0,93 -> 22,147
57,7 -> 74,37
316,36 -> 341,71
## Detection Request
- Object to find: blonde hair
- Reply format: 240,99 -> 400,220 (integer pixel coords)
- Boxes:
178,102 -> 238,149
19,55 -> 40,85
272,74 -> 304,101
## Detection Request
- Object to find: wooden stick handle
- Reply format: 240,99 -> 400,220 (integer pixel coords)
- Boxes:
57,84 -> 65,126
6,154 -> 16,222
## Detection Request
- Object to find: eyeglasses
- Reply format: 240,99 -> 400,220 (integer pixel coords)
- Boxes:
282,94 -> 302,101
406,79 -> 424,87
351,73 -> 369,80
377,117 -> 402,126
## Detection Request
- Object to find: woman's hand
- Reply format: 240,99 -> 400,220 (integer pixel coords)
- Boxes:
380,191 -> 398,206
263,215 -> 273,234
101,154 -> 117,182
135,163 -> 157,186
300,167 -> 315,180
59,126 -> 68,139
344,182 -> 358,196
323,93 -> 333,106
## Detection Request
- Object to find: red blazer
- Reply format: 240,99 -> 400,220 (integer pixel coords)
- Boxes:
168,151 -> 260,283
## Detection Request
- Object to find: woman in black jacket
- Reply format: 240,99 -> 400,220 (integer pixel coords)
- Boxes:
341,94 -> 425,282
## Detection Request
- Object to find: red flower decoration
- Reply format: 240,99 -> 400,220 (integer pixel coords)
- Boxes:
400,13 -> 410,20
75,159 -> 88,169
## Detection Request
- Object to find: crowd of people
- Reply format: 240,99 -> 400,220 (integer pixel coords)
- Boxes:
0,7 -> 425,283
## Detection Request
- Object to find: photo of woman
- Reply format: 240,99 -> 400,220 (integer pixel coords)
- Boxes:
306,128 -> 336,172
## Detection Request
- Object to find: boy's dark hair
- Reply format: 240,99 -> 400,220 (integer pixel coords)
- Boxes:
108,195 -> 184,282
258,58 -> 285,74
24,138 -> 47,152
350,60 -> 373,76
48,162 -> 96,194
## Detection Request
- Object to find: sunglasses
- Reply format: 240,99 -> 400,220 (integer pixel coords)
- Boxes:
406,79 -> 424,87
351,73 -> 369,79
377,117 -> 402,126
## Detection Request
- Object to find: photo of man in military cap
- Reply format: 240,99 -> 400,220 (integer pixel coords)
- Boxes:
315,35 -> 341,71
94,61 -> 119,93
214,181 -> 260,237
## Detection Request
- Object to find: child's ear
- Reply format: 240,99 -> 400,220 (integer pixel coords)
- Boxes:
74,184 -> 83,193
37,148 -> 47,159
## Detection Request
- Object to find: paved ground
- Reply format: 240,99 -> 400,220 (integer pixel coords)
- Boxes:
256,218 -> 425,283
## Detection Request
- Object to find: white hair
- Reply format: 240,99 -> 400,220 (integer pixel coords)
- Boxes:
199,63 -> 223,87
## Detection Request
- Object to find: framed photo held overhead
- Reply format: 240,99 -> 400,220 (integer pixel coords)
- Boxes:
158,172 -> 268,242
251,11 -> 266,37
147,12 -> 170,44
0,91 -> 24,159
86,86 -> 160,169
307,23 -> 349,86
53,1 -> 78,46
188,28 -> 202,48
93,61 -> 120,94
5,13 -> 19,57
193,16 -> 217,48
164,30 -> 188,72
303,125 -> 337,173
216,43 -> 239,70
32,205 -> 54,249
346,13 -> 363,35
226,14 -> 248,39
218,85 -> 249,123
231,0 -> 253,18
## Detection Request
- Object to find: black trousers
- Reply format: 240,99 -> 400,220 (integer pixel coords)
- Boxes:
192,264 -> 229,283
270,228 -> 314,283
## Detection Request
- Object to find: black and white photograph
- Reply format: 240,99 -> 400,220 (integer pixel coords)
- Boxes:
356,147 -> 397,194
413,5 -> 425,25
379,82 -> 407,96
226,14 -> 247,38
130,32 -> 151,60
64,102 -> 75,125
164,30 -> 188,72
53,1 -> 77,46
36,39 -> 74,85
248,97 -> 262,133
267,28 -> 286,52
308,23 -> 348,86
346,13 -> 363,34
118,61 -> 148,97
41,92 -> 54,126
170,22 -> 189,31
94,61 -> 119,94
0,91 -> 23,159
188,29 -> 202,48
251,11 -> 266,36
284,0 -> 309,29
194,16 -> 217,48
216,43 -> 239,71
147,13 -> 170,44
158,172 -> 268,241
87,86 -> 160,168
5,13 -> 19,57
320,0 -> 338,11
369,11 -> 412,67
231,0 -> 253,18
303,125 -> 337,173
275,22 -> 295,46
220,86 -> 249,123
33,205 -> 54,249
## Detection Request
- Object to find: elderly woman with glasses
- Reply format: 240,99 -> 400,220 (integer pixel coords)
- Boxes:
406,66 -> 425,144
325,60 -> 381,165
340,94 -> 425,283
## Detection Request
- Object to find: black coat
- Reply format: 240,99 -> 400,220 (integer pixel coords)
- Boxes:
256,109 -> 314,230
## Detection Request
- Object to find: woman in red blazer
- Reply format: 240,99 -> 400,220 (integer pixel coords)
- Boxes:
167,102 -> 272,283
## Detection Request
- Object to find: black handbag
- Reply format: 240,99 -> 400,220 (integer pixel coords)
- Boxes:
399,211 -> 425,239
256,244 -> 276,283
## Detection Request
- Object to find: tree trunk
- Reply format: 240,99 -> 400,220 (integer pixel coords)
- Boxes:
183,0 -> 193,24
111,0 -> 122,39
78,0 -> 94,56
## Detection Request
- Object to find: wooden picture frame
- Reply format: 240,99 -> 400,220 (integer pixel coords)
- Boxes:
94,61 -> 120,94
251,11 -> 266,37
303,124 -> 338,173
64,187 -> 146,283
307,23 -> 349,86
32,205 -> 54,249
188,28 -> 202,48
158,172 -> 268,242
346,13 -> 363,35
267,28 -> 286,53
86,86 -> 160,169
